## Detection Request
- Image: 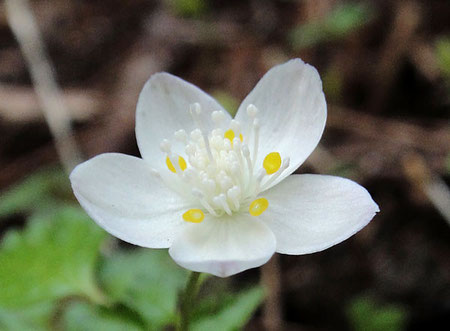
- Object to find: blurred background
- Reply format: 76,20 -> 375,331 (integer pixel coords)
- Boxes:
0,0 -> 449,330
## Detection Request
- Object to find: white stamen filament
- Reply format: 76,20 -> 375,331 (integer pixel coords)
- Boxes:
241,144 -> 253,191
160,103 -> 288,218
252,118 -> 260,163
192,188 -> 219,216
260,157 -> 290,191
214,193 -> 232,215
189,103 -> 215,164
168,153 -> 182,174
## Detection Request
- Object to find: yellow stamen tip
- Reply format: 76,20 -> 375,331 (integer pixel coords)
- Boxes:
239,133 -> 243,142
263,152 -> 281,175
224,129 -> 235,141
166,156 -> 187,173
249,198 -> 269,216
183,209 -> 205,223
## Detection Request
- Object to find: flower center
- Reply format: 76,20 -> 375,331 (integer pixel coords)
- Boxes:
159,103 -> 290,221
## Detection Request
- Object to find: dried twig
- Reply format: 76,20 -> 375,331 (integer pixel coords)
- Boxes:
328,106 -> 450,154
5,0 -> 82,174
0,85 -> 101,123
402,152 -> 450,225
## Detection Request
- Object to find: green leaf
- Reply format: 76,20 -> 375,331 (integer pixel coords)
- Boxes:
445,153 -> 450,174
99,249 -> 188,330
168,0 -> 207,17
61,301 -> 143,331
192,286 -> 265,331
326,2 -> 371,37
0,206 -> 107,309
289,2 -> 374,50
347,296 -> 408,331
212,90 -> 239,117
0,303 -> 53,331
0,167 -> 70,218
436,37 -> 450,79
322,65 -> 344,102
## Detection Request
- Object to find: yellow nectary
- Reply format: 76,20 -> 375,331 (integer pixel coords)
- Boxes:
160,104 -> 288,220
249,198 -> 269,216
224,129 -> 243,144
263,152 -> 281,175
183,209 -> 205,223
166,156 -> 187,173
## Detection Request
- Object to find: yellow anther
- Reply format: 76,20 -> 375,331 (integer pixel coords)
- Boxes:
166,156 -> 187,173
239,133 -> 243,142
182,209 -> 205,223
263,152 -> 281,175
249,198 -> 269,216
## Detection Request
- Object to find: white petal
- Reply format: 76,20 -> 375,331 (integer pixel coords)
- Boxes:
169,214 -> 276,277
261,174 -> 379,254
235,59 -> 327,189
70,153 -> 192,248
136,73 -> 229,170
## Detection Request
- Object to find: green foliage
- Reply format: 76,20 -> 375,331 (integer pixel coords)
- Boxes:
446,153 -> 450,174
99,249 -> 188,330
290,2 -> 374,50
168,0 -> 207,17
329,161 -> 359,179
61,302 -> 142,331
192,286 -> 265,331
436,37 -> 450,79
0,207 -> 106,308
0,167 -> 70,218
322,65 -> 344,102
0,206 -> 107,329
0,304 -> 53,331
347,296 -> 408,331
212,90 -> 240,117
0,168 -> 265,330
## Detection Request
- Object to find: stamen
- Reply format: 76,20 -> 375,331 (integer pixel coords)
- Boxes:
233,139 -> 245,168
211,110 -> 226,126
252,118 -> 260,162
160,139 -> 172,153
190,103 -> 215,164
230,120 -> 242,139
174,129 -> 188,143
249,198 -> 268,216
246,104 -> 258,118
260,157 -> 290,191
253,168 -> 266,193
219,175 -> 233,191
214,194 -> 232,215
192,189 -> 218,216
159,101 -> 291,219
227,186 -> 241,211
182,209 -> 205,223
242,144 -> 253,182
263,152 -> 281,175
224,129 -> 243,148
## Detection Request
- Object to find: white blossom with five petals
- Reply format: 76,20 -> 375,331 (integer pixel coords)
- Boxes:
70,59 -> 379,277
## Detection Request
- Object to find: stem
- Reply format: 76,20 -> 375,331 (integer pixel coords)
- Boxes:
179,272 -> 202,331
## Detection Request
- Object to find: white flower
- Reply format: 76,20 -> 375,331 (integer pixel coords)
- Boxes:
70,59 -> 379,277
